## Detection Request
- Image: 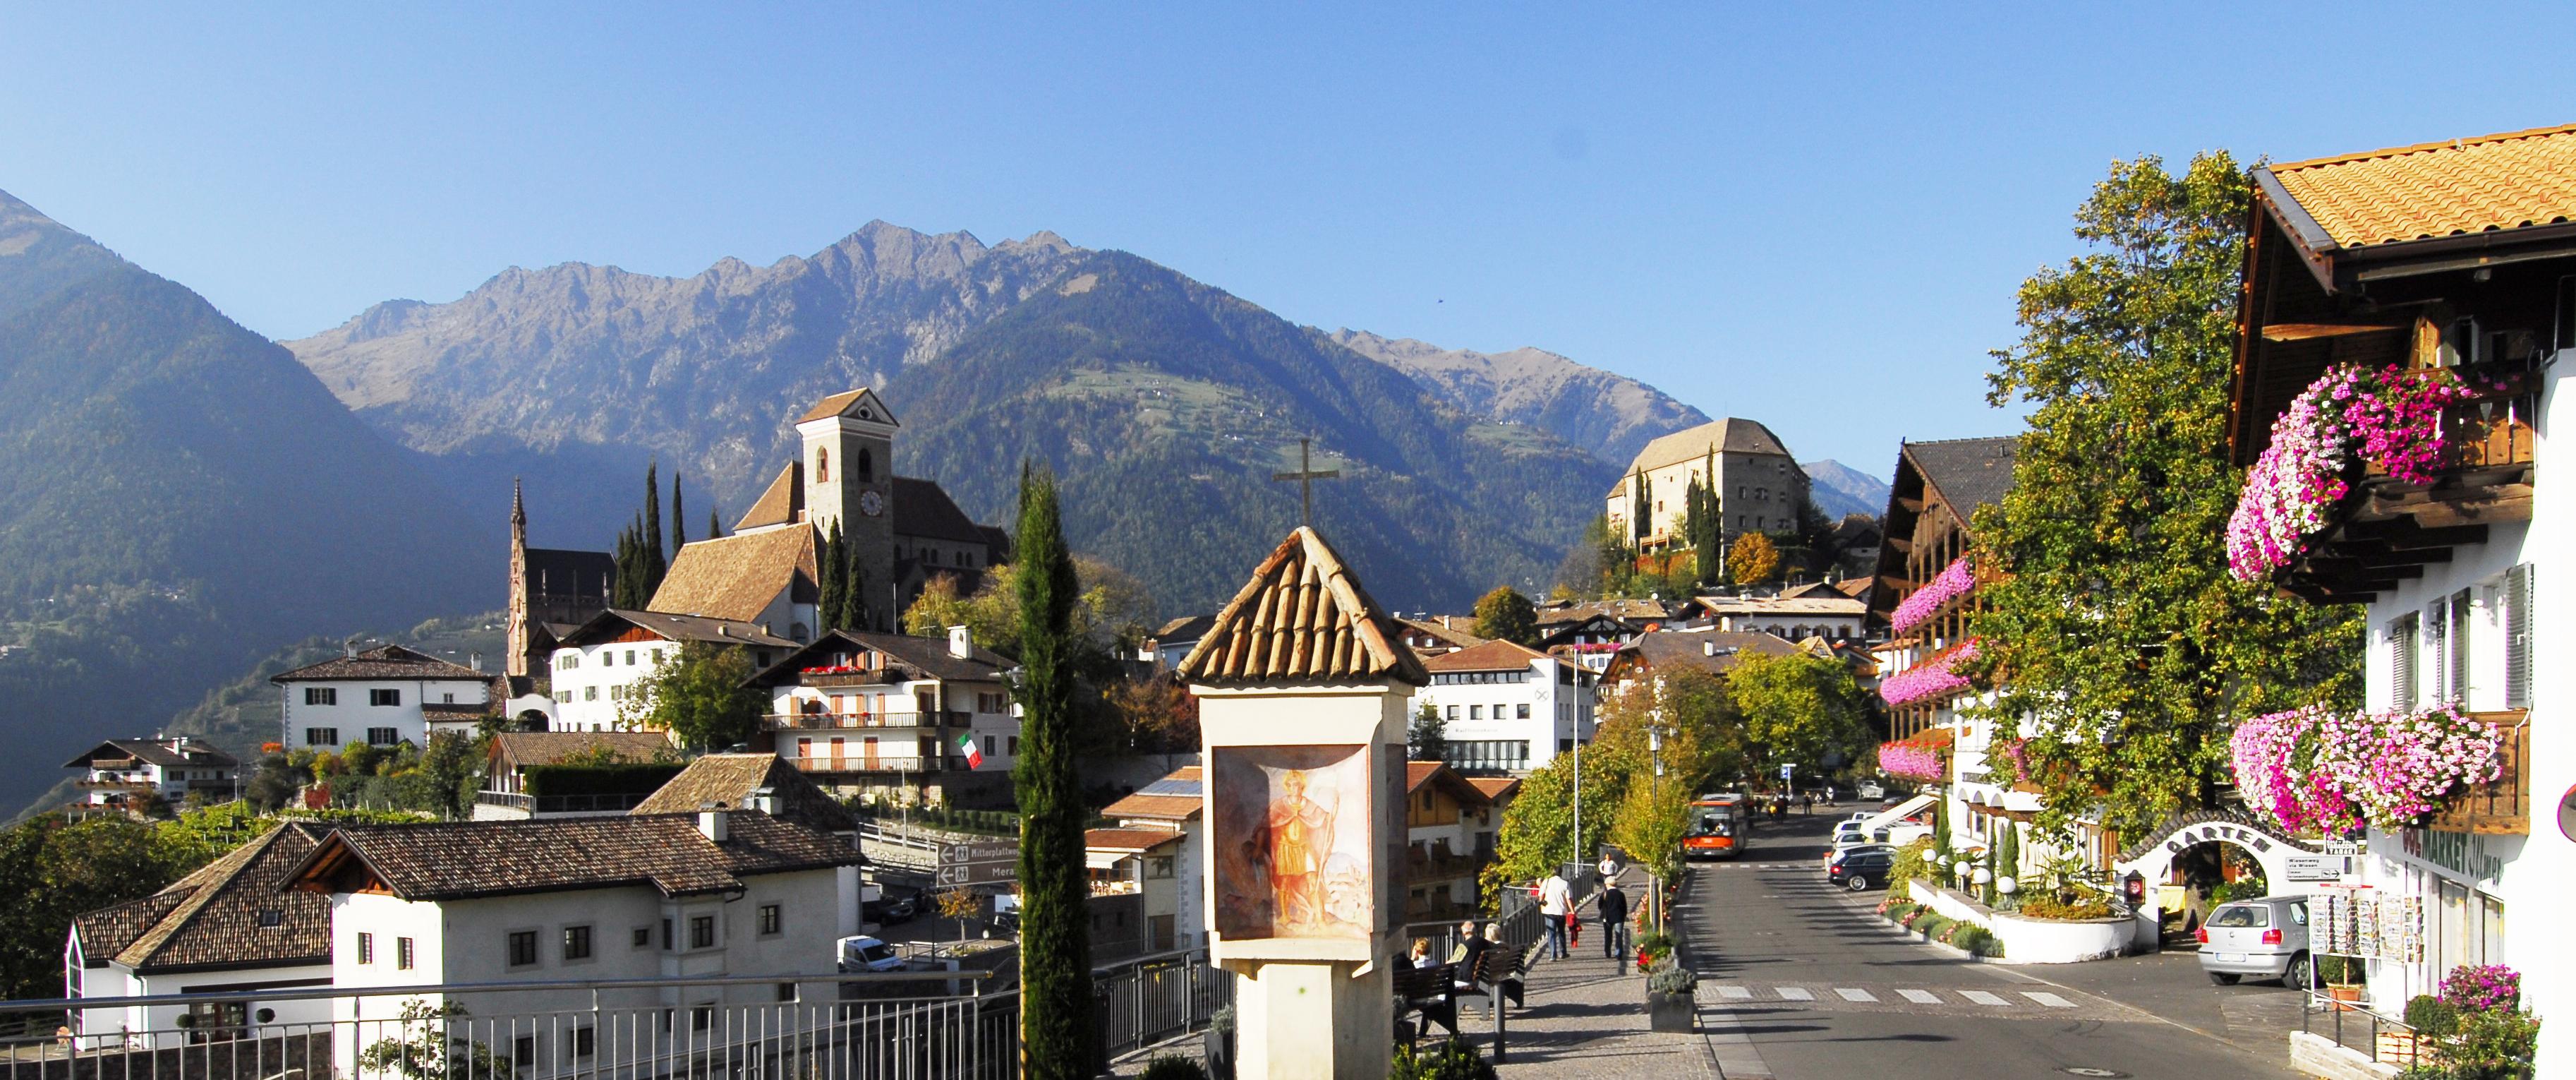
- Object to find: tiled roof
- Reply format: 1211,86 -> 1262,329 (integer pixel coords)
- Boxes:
292,813 -> 859,901
735,463 -> 804,531
1535,599 -> 1671,626
72,892 -> 193,968
1626,418 -> 1796,472
1905,437 -> 2019,523
558,608 -> 799,650
797,388 -> 896,426
749,629 -> 1012,685
422,701 -> 492,720
651,524 -> 818,623
110,824 -> 331,973
1393,618 -> 1486,650
1105,766 -> 1203,821
269,644 -> 487,684
489,731 -> 674,772
1465,776 -> 1522,802
1617,630 -> 1803,676
64,737 -> 239,769
1405,761 -> 1489,805
2265,124 -> 2576,251
1176,527 -> 1427,686
1084,827 -> 1185,852
1420,639 -> 1548,673
1695,596 -> 1867,616
1833,577 -> 1872,599
891,476 -> 991,545
630,754 -> 860,835
1155,614 -> 1217,644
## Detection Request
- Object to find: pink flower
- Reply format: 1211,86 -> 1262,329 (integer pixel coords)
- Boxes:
2229,366 -> 2474,582
1891,557 -> 1978,637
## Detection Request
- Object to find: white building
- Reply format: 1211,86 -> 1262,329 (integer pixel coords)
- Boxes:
1414,640 -> 1596,774
1096,767 -> 1207,952
546,609 -> 798,732
745,627 -> 1020,805
271,644 -> 495,750
1690,594 -> 1869,642
286,808 -> 862,1077
61,737 -> 240,813
68,824 -> 333,1049
2225,127 -> 2567,1058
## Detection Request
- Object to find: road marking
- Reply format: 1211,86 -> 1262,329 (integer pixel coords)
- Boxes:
1960,990 -> 2010,1006
1897,988 -> 1942,1004
1774,986 -> 1815,1001
2024,991 -> 2077,1009
1834,988 -> 1877,1002
1715,985 -> 1753,1000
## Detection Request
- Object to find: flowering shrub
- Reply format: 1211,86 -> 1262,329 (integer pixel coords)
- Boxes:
1879,741 -> 1945,781
1889,557 -> 1976,637
2230,703 -> 2505,833
799,665 -> 864,675
2227,364 -> 2479,581
2441,964 -> 2521,1013
1880,640 -> 1980,707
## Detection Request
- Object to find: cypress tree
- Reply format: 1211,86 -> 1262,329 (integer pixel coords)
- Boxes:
612,524 -> 638,609
708,508 -> 722,540
820,524 -> 846,634
1012,462 -> 1094,1076
840,524 -> 869,632
671,472 -> 687,551
643,462 -> 666,594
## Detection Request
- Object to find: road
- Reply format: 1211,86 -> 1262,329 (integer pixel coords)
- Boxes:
1681,809 -> 2308,1080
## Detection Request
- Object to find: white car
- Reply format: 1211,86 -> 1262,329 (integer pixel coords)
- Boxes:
1856,782 -> 1885,800
836,935 -> 905,973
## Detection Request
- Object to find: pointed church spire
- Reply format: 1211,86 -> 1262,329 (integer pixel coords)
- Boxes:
512,477 -> 527,533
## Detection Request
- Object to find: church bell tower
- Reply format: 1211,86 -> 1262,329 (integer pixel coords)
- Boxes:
797,388 -> 897,628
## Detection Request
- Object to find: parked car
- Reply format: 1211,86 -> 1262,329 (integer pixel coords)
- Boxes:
837,935 -> 905,973
1827,846 -> 1896,891
2196,896 -> 2311,987
864,889 -> 920,925
1856,781 -> 1885,800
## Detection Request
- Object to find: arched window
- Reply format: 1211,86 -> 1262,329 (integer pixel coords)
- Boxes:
816,448 -> 830,483
857,448 -> 874,481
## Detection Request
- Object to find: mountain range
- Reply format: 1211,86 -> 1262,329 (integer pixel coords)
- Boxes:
1801,459 -> 1894,522
0,188 -> 493,817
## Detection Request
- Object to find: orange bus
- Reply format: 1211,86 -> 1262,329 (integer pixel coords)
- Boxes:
1681,793 -> 1750,860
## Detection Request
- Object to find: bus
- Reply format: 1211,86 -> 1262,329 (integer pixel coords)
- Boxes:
1682,793 -> 1751,860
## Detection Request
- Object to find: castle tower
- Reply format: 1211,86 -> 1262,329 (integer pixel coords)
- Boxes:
505,479 -> 531,677
796,388 -> 897,629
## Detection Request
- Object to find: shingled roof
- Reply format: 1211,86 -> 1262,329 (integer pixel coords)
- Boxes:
288,813 -> 860,901
1176,527 -> 1427,686
1905,437 -> 2020,525
73,824 -> 331,973
1103,766 -> 1203,821
488,731 -> 674,773
1626,418 -> 1796,472
2262,123 -> 2576,253
269,644 -> 487,684
892,476 -> 991,545
630,754 -> 859,836
64,737 -> 238,770
651,524 -> 819,623
1420,639 -> 1548,673
557,608 -> 799,650
735,463 -> 805,532
746,629 -> 1012,686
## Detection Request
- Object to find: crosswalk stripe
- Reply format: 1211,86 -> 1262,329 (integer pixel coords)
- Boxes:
2023,991 -> 2076,1009
1897,988 -> 1942,1004
1716,985 -> 1753,1000
1960,990 -> 2009,1006
1834,988 -> 1877,1002
1774,986 -> 1815,1001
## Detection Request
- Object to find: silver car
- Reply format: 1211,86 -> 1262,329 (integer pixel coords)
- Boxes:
2197,896 -> 2311,986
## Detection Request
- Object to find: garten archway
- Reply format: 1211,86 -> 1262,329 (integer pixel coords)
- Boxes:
2110,810 -> 2325,949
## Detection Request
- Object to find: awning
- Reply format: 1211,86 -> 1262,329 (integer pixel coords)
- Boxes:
1084,851 -> 1127,870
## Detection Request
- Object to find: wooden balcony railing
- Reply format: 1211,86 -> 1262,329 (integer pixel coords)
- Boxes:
797,670 -> 904,688
788,754 -> 971,774
766,711 -> 971,731
2429,710 -> 2529,835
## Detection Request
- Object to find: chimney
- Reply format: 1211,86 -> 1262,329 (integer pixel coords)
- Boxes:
468,652 -> 484,672
746,786 -> 779,815
698,801 -> 730,842
1702,640 -> 1717,657
948,625 -> 972,661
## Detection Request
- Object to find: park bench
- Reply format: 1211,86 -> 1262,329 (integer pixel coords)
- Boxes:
1391,962 -> 1458,1047
1450,938 -> 1542,1060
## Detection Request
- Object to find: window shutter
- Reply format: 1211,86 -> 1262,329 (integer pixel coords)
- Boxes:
2448,589 -> 2472,704
2421,601 -> 2448,707
2390,613 -> 2419,709
2506,565 -> 2534,709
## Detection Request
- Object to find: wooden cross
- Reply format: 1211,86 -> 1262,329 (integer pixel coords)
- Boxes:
1271,438 -> 1341,528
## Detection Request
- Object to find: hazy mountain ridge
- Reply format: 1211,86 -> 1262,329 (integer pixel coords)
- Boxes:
1800,459 -> 1892,521
1326,328 -> 1711,467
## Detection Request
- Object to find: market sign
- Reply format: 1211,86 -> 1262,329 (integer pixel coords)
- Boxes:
2282,854 -> 2350,882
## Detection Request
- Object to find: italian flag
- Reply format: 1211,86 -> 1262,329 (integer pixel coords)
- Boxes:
957,733 -> 984,769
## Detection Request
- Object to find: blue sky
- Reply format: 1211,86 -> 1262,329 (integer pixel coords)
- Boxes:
7,4 -> 2574,474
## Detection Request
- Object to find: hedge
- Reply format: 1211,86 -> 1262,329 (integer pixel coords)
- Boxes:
522,762 -> 688,797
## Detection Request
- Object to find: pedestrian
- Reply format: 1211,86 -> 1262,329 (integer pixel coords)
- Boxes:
1452,922 -> 1490,992
1597,881 -> 1631,959
1539,869 -> 1572,959
1446,918 -> 1479,964
1826,784 -> 1837,804
1803,792 -> 1814,815
1597,853 -> 1621,884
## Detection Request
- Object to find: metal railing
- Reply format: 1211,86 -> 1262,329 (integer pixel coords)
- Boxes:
1092,948 -> 1232,1062
472,791 -> 657,815
2300,985 -> 2419,1067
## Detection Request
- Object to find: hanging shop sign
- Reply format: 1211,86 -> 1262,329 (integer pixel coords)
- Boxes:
2282,853 -> 2352,882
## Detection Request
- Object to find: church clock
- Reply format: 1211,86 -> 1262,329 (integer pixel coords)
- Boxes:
858,489 -> 885,517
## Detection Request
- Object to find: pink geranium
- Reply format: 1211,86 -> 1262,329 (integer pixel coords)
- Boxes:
1879,741 -> 1944,781
2228,365 -> 2476,582
2229,702 -> 2503,833
1890,557 -> 1976,637
1880,640 -> 1980,707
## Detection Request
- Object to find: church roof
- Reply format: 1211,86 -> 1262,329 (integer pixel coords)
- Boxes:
797,388 -> 899,426
1177,527 -> 1427,686
524,548 -> 615,600
649,525 -> 818,623
1627,418 -> 1796,473
736,463 -> 804,532
891,476 -> 988,545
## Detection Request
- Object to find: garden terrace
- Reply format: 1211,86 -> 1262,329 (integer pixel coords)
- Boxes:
2429,709 -> 2530,835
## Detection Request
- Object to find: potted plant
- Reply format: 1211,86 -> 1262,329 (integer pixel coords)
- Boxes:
2390,994 -> 2458,1067
1647,960 -> 1698,1033
1204,1004 -> 1235,1080
2317,955 -> 2365,1010
1635,929 -> 1673,971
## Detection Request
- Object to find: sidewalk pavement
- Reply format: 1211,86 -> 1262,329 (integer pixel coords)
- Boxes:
1456,871 -> 1721,1079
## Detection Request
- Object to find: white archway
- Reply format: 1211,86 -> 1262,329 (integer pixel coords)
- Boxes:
2110,811 -> 2326,950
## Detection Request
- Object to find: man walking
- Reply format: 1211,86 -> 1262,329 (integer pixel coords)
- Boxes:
1538,869 -> 1572,959
1597,880 -> 1631,959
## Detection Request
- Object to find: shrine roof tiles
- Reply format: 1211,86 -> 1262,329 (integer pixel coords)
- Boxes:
1176,527 -> 1427,686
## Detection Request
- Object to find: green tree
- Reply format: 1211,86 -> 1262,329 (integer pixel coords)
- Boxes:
416,731 -> 483,819
1409,700 -> 1448,762
1010,463 -> 1096,1078
1727,532 -> 1780,586
643,460 -> 666,596
819,523 -> 847,633
1684,450 -> 1724,587
670,470 -> 687,551
837,520 -> 871,632
707,507 -> 722,539
1726,651 -> 1871,784
1470,587 -> 1537,646
1970,152 -> 2362,840
624,642 -> 764,750
358,999 -> 515,1080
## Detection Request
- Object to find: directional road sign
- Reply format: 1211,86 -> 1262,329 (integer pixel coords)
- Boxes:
936,839 -> 1019,887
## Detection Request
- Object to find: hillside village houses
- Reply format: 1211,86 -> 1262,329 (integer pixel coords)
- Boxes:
1414,640 -> 1598,774
63,737 -> 241,817
69,822 -> 334,1049
546,610 -> 798,731
1092,768 -> 1207,954
744,627 -> 1021,807
269,644 -> 497,750
2219,126 -> 2568,1052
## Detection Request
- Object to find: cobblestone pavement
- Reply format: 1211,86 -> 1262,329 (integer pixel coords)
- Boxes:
1458,874 -> 1722,1079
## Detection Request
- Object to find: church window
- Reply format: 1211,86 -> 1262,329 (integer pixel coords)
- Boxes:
928,549 -> 941,566
857,449 -> 873,481
816,448 -> 830,483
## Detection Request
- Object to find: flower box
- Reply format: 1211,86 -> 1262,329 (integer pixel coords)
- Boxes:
1647,990 -> 1695,1033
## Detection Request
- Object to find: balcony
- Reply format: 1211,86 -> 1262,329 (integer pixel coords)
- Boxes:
75,773 -> 160,790
788,754 -> 971,775
473,790 -> 654,815
766,711 -> 972,731
2429,710 -> 2529,835
2276,365 -> 2539,604
796,669 -> 905,688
